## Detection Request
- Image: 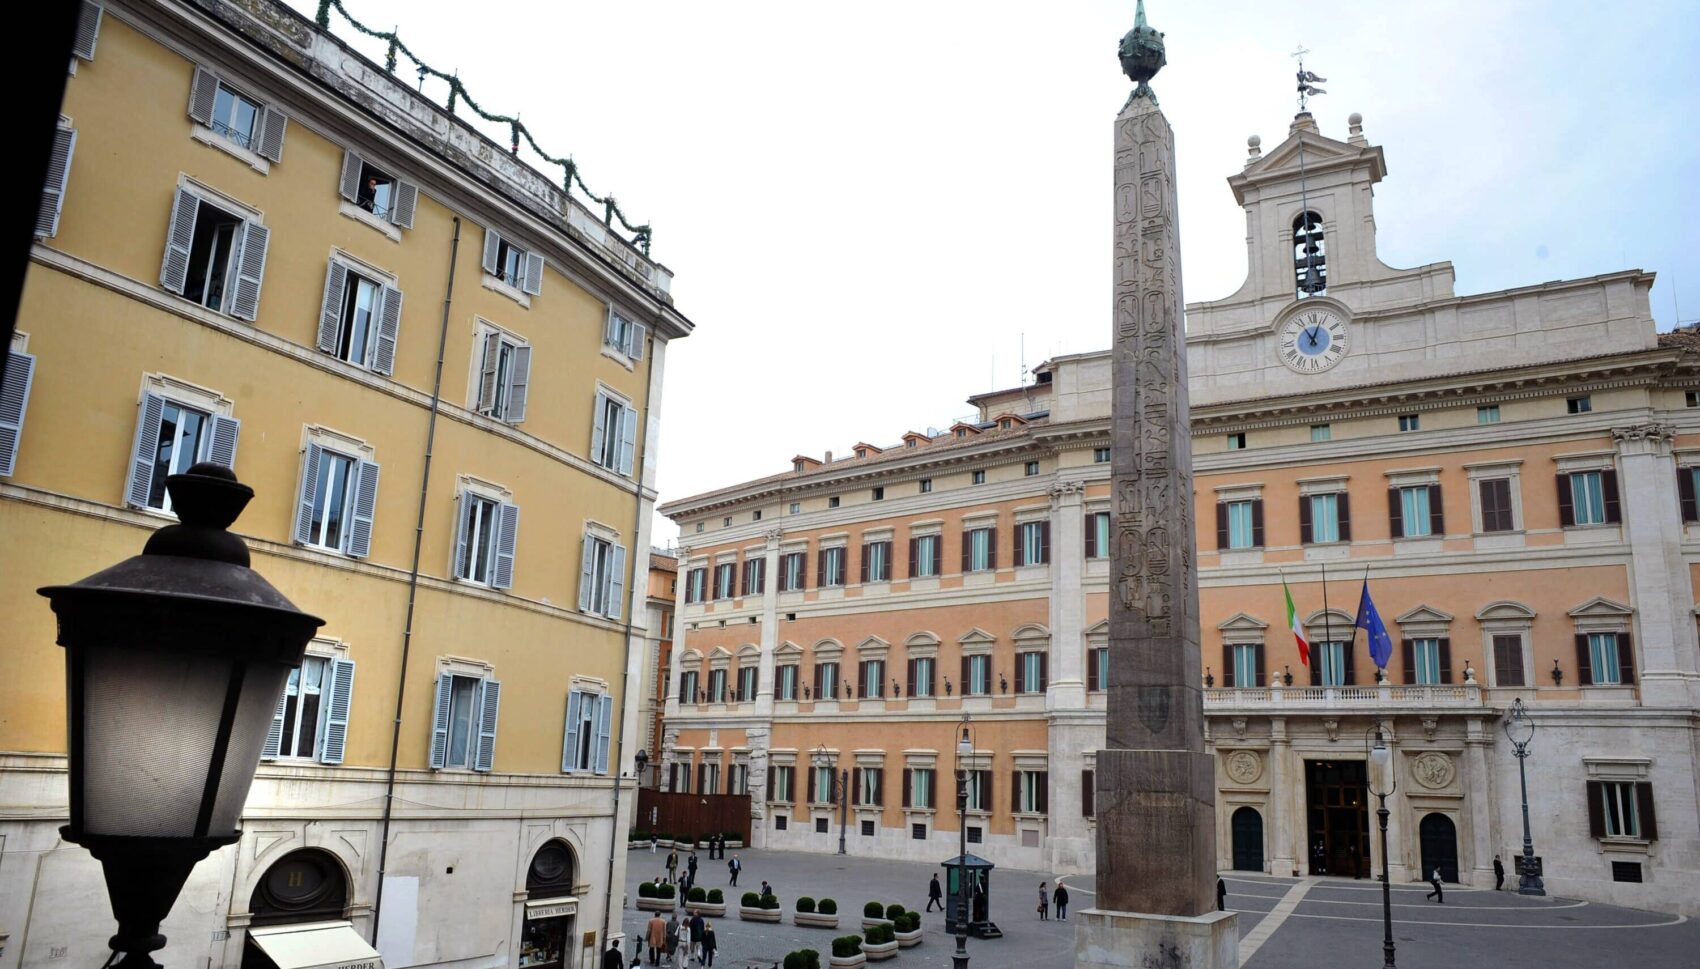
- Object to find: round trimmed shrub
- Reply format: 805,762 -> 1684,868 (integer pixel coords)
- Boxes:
884,904 -> 906,920
707,889 -> 724,904
804,951 -> 821,969
819,898 -> 838,915
863,901 -> 885,918
761,893 -> 781,910
688,886 -> 707,902
832,935 -> 864,958
784,954 -> 805,969
864,924 -> 894,945
898,912 -> 920,932
796,897 -> 817,914
638,882 -> 656,898
741,891 -> 761,907
657,883 -> 676,899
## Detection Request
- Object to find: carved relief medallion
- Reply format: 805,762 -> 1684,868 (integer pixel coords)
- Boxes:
1412,751 -> 1455,790
1225,750 -> 1263,785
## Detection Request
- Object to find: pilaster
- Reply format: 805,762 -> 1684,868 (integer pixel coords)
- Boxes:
1611,423 -> 1700,706
1049,480 -> 1088,711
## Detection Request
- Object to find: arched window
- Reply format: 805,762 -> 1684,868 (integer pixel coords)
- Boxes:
248,849 -> 348,928
1293,211 -> 1327,297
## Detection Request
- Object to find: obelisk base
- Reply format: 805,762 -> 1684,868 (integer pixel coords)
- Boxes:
1095,748 -> 1220,914
1074,909 -> 1238,969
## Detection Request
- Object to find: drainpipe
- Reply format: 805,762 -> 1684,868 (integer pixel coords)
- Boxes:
371,216 -> 461,944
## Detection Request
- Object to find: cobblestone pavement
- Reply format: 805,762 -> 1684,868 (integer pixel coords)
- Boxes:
620,848 -> 1695,969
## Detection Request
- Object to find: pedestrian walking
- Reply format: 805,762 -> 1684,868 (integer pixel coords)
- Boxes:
1217,877 -> 1227,912
1493,856 -> 1505,891
699,923 -> 718,968
603,941 -> 624,969
665,914 -> 679,967
1053,882 -> 1069,920
715,834 -> 725,860
687,851 -> 699,879
1426,867 -> 1445,903
727,854 -> 741,886
666,849 -> 679,884
646,913 -> 667,966
650,834 -> 658,854
689,909 -> 705,960
926,873 -> 943,912
674,922 -> 691,969
1037,883 -> 1049,920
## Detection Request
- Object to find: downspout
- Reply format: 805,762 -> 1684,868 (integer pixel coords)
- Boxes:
371,216 -> 461,943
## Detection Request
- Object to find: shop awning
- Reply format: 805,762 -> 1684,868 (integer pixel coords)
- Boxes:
525,897 -> 578,920
248,921 -> 383,969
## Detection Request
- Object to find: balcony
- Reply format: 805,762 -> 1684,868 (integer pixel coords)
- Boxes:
1203,683 -> 1485,713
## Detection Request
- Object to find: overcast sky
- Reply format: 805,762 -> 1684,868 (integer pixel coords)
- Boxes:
292,0 -> 1700,547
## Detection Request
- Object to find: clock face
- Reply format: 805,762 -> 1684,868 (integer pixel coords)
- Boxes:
1277,309 -> 1349,373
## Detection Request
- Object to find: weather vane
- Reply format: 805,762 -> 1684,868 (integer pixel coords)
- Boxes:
1293,45 -> 1327,111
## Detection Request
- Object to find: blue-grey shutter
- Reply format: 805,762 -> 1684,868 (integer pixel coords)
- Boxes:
389,181 -> 418,229
73,3 -> 102,61
294,443 -> 323,544
187,66 -> 218,126
561,690 -> 583,772
481,227 -> 501,275
317,261 -> 348,354
160,187 -> 198,294
506,345 -> 531,423
338,149 -> 363,203
372,285 -> 401,375
429,672 -> 452,769
629,322 -> 647,362
594,693 -> 614,775
476,331 -> 501,413
205,415 -> 240,469
520,251 -> 544,296
0,351 -> 37,477
37,126 -> 75,238
347,459 -> 379,557
255,106 -> 287,163
125,392 -> 166,508
474,678 -> 501,772
319,657 -> 355,764
492,501 -> 519,590
618,405 -> 638,476
590,393 -> 609,466
261,685 -> 287,760
229,221 -> 269,321
604,310 -> 620,348
577,535 -> 597,611
452,492 -> 473,580
606,543 -> 627,620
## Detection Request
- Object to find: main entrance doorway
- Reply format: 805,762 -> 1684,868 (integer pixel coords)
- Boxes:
1305,760 -> 1369,878
1231,807 -> 1264,872
1419,813 -> 1460,883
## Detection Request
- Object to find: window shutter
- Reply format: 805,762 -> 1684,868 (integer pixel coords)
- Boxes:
338,149 -> 363,202
293,443 -> 323,543
1556,474 -> 1575,527
1039,521 -> 1052,564
1014,655 -> 1025,694
961,655 -> 970,694
1255,643 -> 1266,687
504,343 -> 532,421
473,678 -> 501,772
429,672 -> 452,769
319,657 -> 355,764
875,769 -> 884,806
481,227 -> 501,275
1679,468 -> 1699,522
1251,499 -> 1265,547
1437,637 -> 1452,684
125,393 -> 166,508
590,392 -> 608,465
1221,643 -> 1234,688
1401,639 -> 1416,685
561,690 -> 583,772
629,321 -> 647,361
187,66 -> 218,125
1087,650 -> 1100,692
346,459 -> 379,557
475,331 -> 501,412
254,106 -> 287,163
1601,469 -> 1622,524
987,528 -> 998,570
1039,652 -> 1048,691
372,284 -> 401,374
1636,783 -> 1657,840
1084,514 -> 1098,559
1343,640 -> 1356,685
492,502 -> 519,590
452,493 -> 473,579
0,351 -> 36,477
316,261 -> 349,354
902,769 -> 912,808
1215,502 -> 1229,549
860,544 -> 870,584
618,405 -> 638,475
389,182 -> 418,228
37,126 -> 75,238
1585,780 -> 1605,837
1298,494 -> 1313,544
1082,769 -> 1095,818
1338,492 -> 1352,542
908,537 -> 918,578
228,221 -> 270,322
160,187 -> 199,294
852,767 -> 863,806
1387,488 -> 1403,539
520,251 -> 545,296
595,694 -> 614,775
205,414 -> 240,469
1616,632 -> 1635,685
1309,647 -> 1322,686
1011,771 -> 1021,814
1038,772 -> 1049,815
1428,484 -> 1445,535
818,549 -> 828,586
960,531 -> 971,573
73,2 -> 102,60
261,687 -> 287,760
1575,633 -> 1593,686
906,658 -> 916,697
605,543 -> 627,620
924,659 -> 935,696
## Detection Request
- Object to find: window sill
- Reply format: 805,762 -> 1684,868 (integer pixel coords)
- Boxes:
1219,549 -> 1264,567
1302,543 -> 1351,562
1472,530 -> 1525,551
481,272 -> 532,308
338,200 -> 401,242
1012,812 -> 1049,822
963,571 -> 996,589
190,123 -> 269,175
600,343 -> 636,371
1596,837 -> 1652,855
1392,536 -> 1443,554
1563,524 -> 1622,547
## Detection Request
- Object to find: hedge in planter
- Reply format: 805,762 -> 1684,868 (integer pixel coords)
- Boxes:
741,892 -> 762,907
863,925 -> 895,946
707,889 -> 724,904
797,897 -> 817,914
819,899 -> 838,915
688,887 -> 707,903
784,952 -> 821,969
896,913 -> 920,932
638,883 -> 657,898
832,936 -> 864,958
657,884 -> 676,899
863,902 -> 885,919
884,904 -> 905,921
761,893 -> 781,910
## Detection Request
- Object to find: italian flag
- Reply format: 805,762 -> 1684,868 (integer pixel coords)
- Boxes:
1283,575 -> 1311,666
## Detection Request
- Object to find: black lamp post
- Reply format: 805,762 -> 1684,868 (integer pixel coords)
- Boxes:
1503,698 -> 1546,895
39,464 -> 323,969
634,747 -> 650,785
813,744 -> 847,855
1366,719 -> 1396,969
953,715 -> 972,969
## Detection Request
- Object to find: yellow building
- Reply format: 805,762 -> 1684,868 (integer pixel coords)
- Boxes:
1,3 -> 690,968
658,111 -> 1700,914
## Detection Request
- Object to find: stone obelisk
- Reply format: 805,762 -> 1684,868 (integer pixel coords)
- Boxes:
1077,3 -> 1238,966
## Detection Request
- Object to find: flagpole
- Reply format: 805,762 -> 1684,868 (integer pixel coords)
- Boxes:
1320,561 -> 1331,686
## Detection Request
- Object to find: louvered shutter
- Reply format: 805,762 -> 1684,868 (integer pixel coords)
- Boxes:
205,415 -> 240,469
37,126 -> 75,238
520,251 -> 545,296
590,393 -> 609,466
229,221 -> 269,322
506,345 -> 531,422
347,459 -> 379,557
562,690 -> 583,772
160,187 -> 199,294
629,321 -> 647,361
1215,502 -> 1229,549
987,528 -> 998,570
875,769 -> 884,806
1014,655 -> 1025,693
607,543 -> 627,619
1636,783 -> 1657,840
595,694 -> 614,775
429,672 -> 453,768
618,405 -> 638,475
1299,495 -> 1313,544
389,181 -> 418,228
1037,772 -> 1048,815
578,537 -> 600,610
1602,469 -> 1622,524
187,66 -> 218,125
1088,650 -> 1100,692
1557,474 -> 1575,527
473,678 -> 501,772
1679,468 -> 1699,522
125,393 -> 166,508
293,443 -> 323,543
492,502 -> 519,589
1437,638 -> 1452,684
1082,769 -> 1095,817
1428,484 -> 1444,535
960,531 -> 971,573
316,261 -> 349,353
860,544 -> 870,584
1343,641 -> 1357,685
1039,652 -> 1049,691
372,285 -> 401,374
1310,647 -> 1322,686
1338,492 -> 1353,542
475,331 -> 501,412
1084,514 -> 1098,558
1011,771 -> 1021,813
1585,781 -> 1606,837
261,687 -> 287,760
902,769 -> 912,808
1387,488 -> 1403,539
452,492 -> 473,579
0,351 -> 37,476
960,655 -> 969,695
254,107 -> 287,163
852,768 -> 863,806
1616,632 -> 1635,685
1251,500 -> 1265,548
481,227 -> 501,275
319,658 -> 355,764
1221,643 -> 1234,688
1401,639 -> 1416,685
73,2 -> 102,60
1254,643 -> 1266,687
1575,633 -> 1593,686
338,149 -> 364,202
698,762 -> 708,795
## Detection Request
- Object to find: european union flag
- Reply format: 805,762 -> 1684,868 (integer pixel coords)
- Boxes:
1355,580 -> 1394,671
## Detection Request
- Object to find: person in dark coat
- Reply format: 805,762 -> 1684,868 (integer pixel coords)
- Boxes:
1037,883 -> 1049,920
1425,866 -> 1445,903
603,941 -> 624,969
1053,882 -> 1069,920
665,849 -> 679,884
687,851 -> 699,878
664,915 -> 679,963
926,873 -> 944,912
1217,877 -> 1227,912
688,909 -> 706,959
699,923 -> 718,968
1493,856 -> 1505,891
728,854 -> 741,886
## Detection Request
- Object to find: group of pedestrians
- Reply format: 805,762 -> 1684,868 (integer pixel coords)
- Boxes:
641,911 -> 717,968
1035,881 -> 1070,920
658,846 -> 744,898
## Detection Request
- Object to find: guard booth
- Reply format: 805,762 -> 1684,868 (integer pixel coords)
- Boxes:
942,853 -> 1001,939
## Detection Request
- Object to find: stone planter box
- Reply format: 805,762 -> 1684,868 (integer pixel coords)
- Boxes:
894,928 -> 922,948
686,901 -> 726,918
739,906 -> 783,923
861,917 -> 894,931
635,896 -> 675,912
828,954 -> 866,969
725,839 -> 744,849
861,940 -> 899,962
794,912 -> 839,929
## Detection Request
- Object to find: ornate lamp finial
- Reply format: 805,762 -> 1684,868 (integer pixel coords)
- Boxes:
1118,0 -> 1167,104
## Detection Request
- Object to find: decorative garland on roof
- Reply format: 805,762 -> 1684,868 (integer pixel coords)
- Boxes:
315,0 -> 653,255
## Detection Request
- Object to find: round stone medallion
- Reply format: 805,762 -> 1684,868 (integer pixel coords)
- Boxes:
1412,751 -> 1455,790
1225,750 -> 1263,785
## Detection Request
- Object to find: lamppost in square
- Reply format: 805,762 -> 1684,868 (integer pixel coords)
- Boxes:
1366,719 -> 1397,969
1503,697 -> 1546,895
952,715 -> 973,969
813,743 -> 847,855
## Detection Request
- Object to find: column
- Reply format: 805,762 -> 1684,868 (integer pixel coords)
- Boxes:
1612,423 -> 1700,706
1267,717 -> 1295,876
754,529 -> 783,716
1463,717 -> 1495,888
1049,480 -> 1088,711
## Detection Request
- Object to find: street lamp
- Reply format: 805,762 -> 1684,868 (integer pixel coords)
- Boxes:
634,747 -> 650,787
1503,698 -> 1546,895
38,464 -> 323,969
1365,719 -> 1397,969
953,715 -> 973,969
813,744 -> 847,855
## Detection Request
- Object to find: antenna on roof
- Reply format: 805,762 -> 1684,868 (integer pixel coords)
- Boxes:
1020,333 -> 1028,386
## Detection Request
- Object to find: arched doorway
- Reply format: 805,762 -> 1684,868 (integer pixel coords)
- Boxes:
1418,813 -> 1459,883
519,840 -> 578,969
1231,807 -> 1264,872
242,850 -> 349,969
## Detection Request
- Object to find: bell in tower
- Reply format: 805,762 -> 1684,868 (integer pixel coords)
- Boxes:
1294,210 -> 1327,297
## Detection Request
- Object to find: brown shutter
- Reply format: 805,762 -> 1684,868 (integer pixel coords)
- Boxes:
798,553 -> 808,590
1011,771 -> 1021,814
1299,495 -> 1313,544
1338,492 -> 1352,542
1680,468 -> 1699,523
1082,769 -> 1095,817
1437,637 -> 1453,684
1344,640 -> 1357,685
697,761 -> 706,794
875,769 -> 884,806
1586,780 -> 1605,837
1014,654 -> 1025,693
1309,645 -> 1322,685
961,531 -> 971,573
837,549 -> 847,586
1636,782 -> 1658,840
1557,474 -> 1575,527
1388,488 -> 1403,539
1428,484 -> 1445,535
1251,499 -> 1266,548
1216,502 -> 1229,549
988,528 -> 998,570
1401,639 -> 1416,685
1038,772 -> 1049,815
903,770 -> 912,808
1602,469 -> 1622,524
1088,650 -> 1100,692
1039,521 -> 1051,564
1014,527 -> 1026,567
1575,633 -> 1593,686
961,655 -> 970,694
908,537 -> 918,578
853,768 -> 863,806
1222,643 -> 1235,688
1039,653 -> 1048,691
906,658 -> 916,696
1617,632 -> 1635,685
790,765 -> 798,803
818,549 -> 827,586
1255,643 -> 1266,687
1085,514 -> 1098,558
860,544 -> 870,584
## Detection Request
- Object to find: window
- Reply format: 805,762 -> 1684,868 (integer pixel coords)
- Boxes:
677,670 -> 699,704
1082,769 -> 1095,818
0,345 -> 36,477
1025,461 -> 1040,476
779,552 -> 807,592
695,522 -> 704,533
819,546 -> 847,587
829,496 -> 841,509
1612,861 -> 1643,883
861,541 -> 891,583
592,390 -> 638,475
1219,499 -> 1261,550
1392,484 -> 1441,538
1016,521 -> 1050,566
793,460 -> 806,473
964,770 -> 991,812
1310,424 -> 1331,442
1016,651 -> 1046,693
1589,781 -> 1656,840
684,567 -> 707,603
160,187 -> 269,321
909,534 -> 942,578
604,308 -> 647,360
337,150 -> 417,227
1567,395 -> 1592,415
700,761 -> 721,795
919,478 -> 933,494
294,444 -> 378,558
738,666 -> 758,702
729,762 -> 750,796
1687,391 -> 1700,408
562,689 -> 613,774
1316,641 -> 1348,687
907,656 -> 935,697
453,492 -> 519,589
1398,414 -> 1420,432
859,659 -> 886,699
723,517 -> 733,527
963,654 -> 991,696
776,665 -> 798,701
872,486 -> 885,501
964,526 -> 995,572
813,660 -> 840,700
211,81 -> 262,148
789,502 -> 802,514
771,765 -> 795,803
911,823 -> 927,840
577,532 -> 628,619
36,124 -> 75,239
1582,632 -> 1632,686
813,766 -> 835,804
430,672 -> 500,772
470,329 -> 531,421
481,228 -> 544,296
1293,211 -> 1327,296
1226,433 -> 1246,451
317,264 -> 399,372
1088,647 -> 1108,692
971,470 -> 986,485
1302,493 -> 1345,544
743,557 -> 766,596
714,562 -> 736,599
263,655 -> 357,765
1408,638 -> 1445,685
187,67 -> 285,162
907,768 -> 935,810
1492,634 -> 1525,687
1560,470 -> 1620,527
1477,405 -> 1500,425
126,394 -> 239,512
754,509 -> 763,521
966,826 -> 982,844
859,819 -> 875,837
1016,770 -> 1049,814
856,768 -> 882,806
1227,643 -> 1262,688
707,669 -> 727,703
1085,511 -> 1111,559
1093,447 -> 1111,463
1479,478 -> 1515,532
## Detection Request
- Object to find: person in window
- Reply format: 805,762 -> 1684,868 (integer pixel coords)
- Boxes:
358,176 -> 379,213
